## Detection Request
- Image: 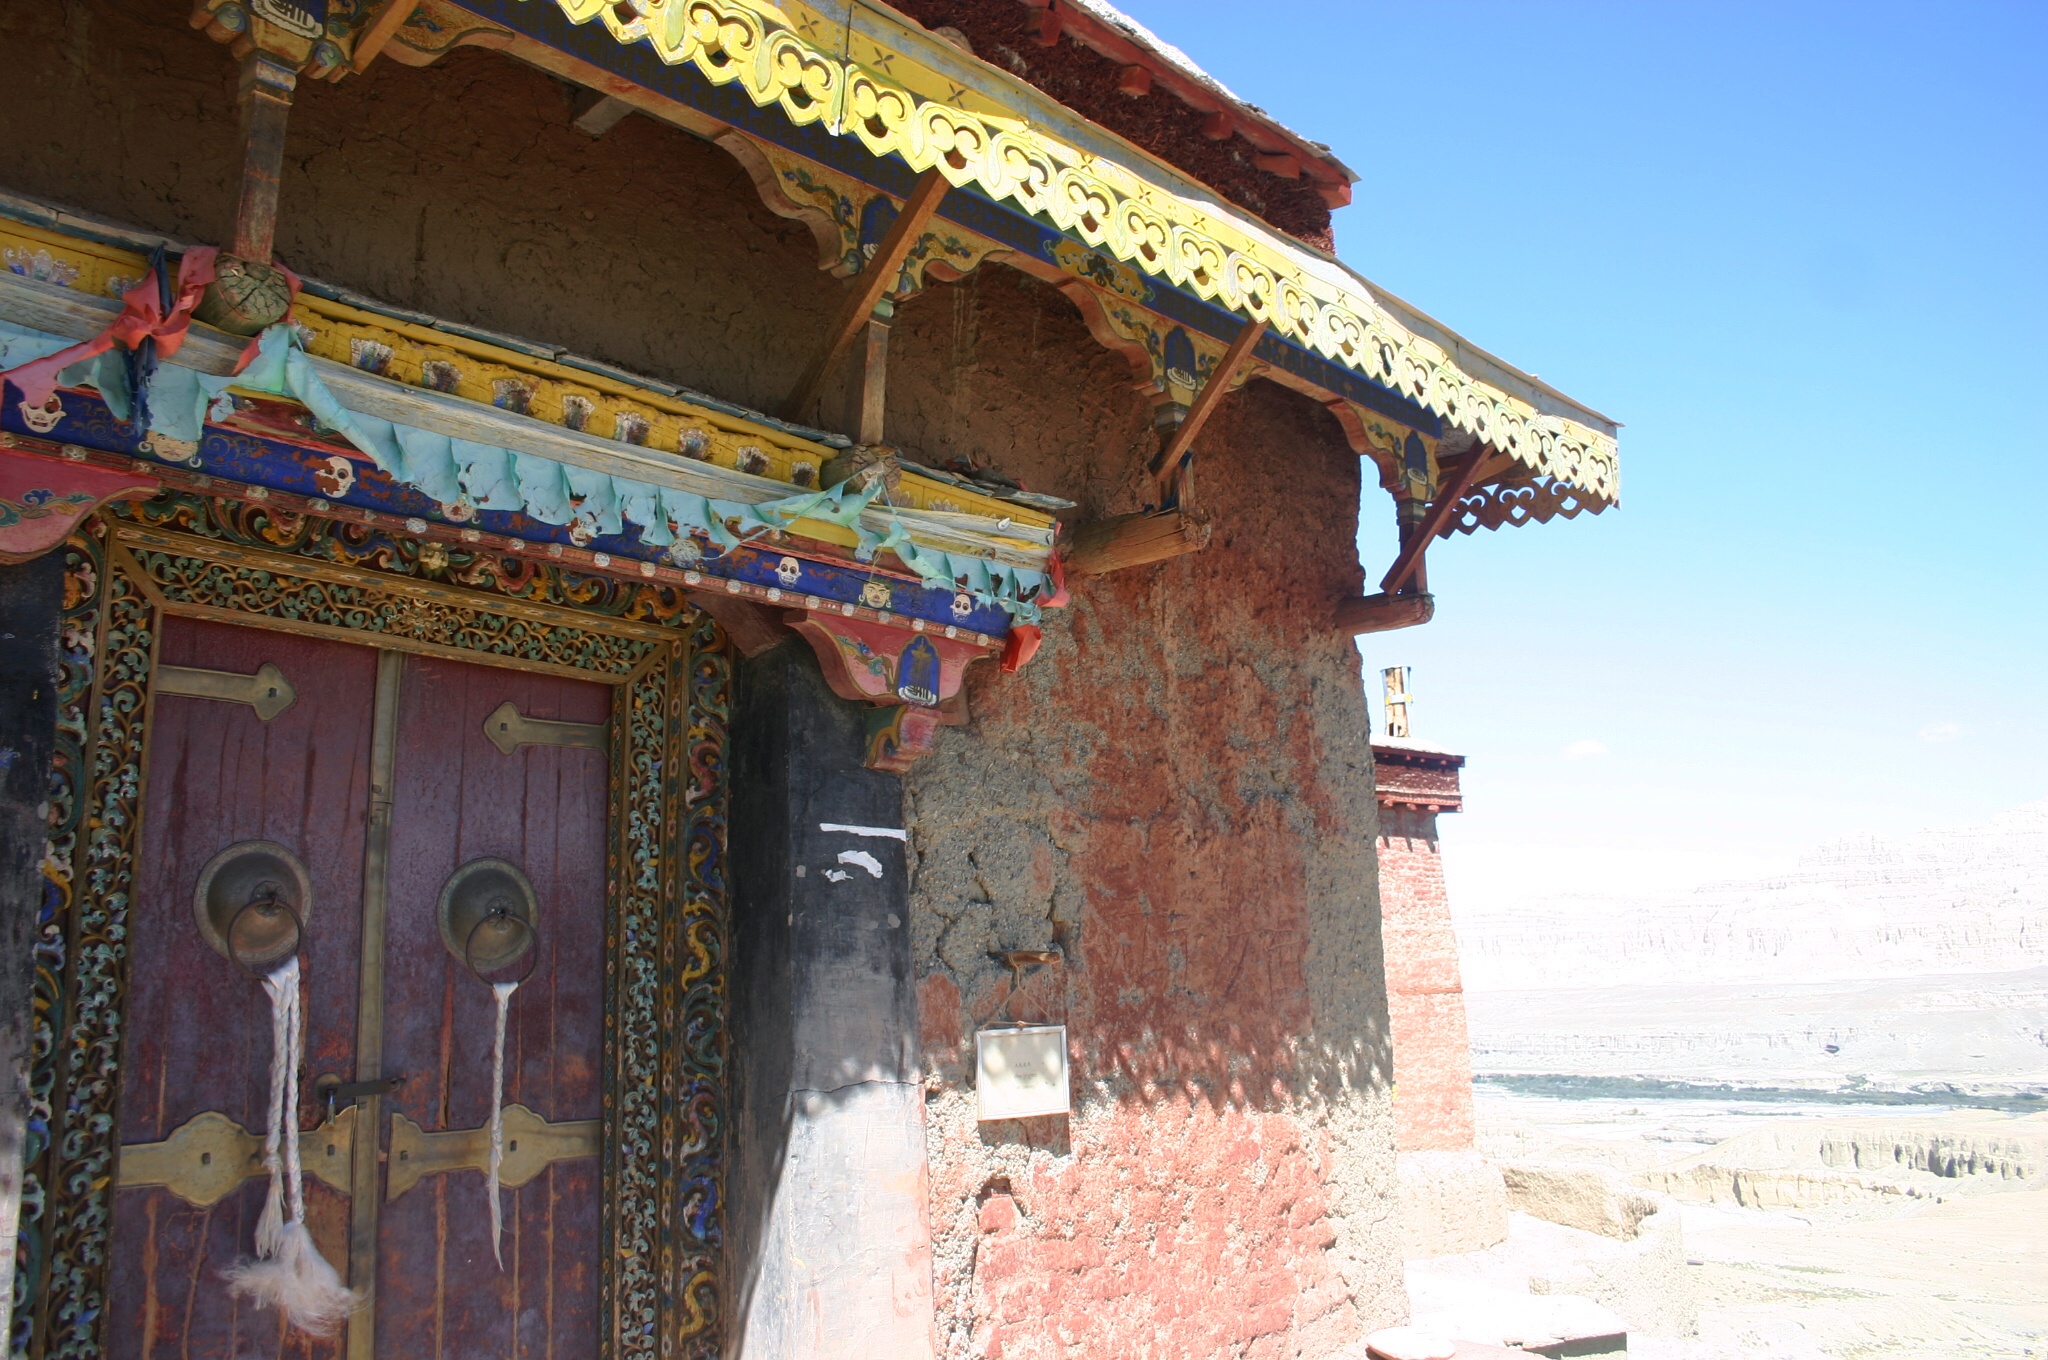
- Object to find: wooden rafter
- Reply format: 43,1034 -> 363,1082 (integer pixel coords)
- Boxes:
1335,591 -> 1434,636
1146,317 -> 1267,494
1065,509 -> 1210,577
350,0 -> 416,73
1379,449 -> 1489,595
783,168 -> 949,424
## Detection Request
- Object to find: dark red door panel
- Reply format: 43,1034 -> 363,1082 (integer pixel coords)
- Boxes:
375,655 -> 608,1360
111,618 -> 376,1360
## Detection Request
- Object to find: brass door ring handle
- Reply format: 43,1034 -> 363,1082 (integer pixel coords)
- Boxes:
465,909 -> 538,987
226,889 -> 304,977
438,857 -> 540,982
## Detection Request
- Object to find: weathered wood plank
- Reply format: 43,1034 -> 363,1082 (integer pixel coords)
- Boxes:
1335,591 -> 1435,635
1064,510 -> 1211,577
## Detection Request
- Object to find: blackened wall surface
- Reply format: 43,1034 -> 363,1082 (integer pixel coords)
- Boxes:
0,556 -> 64,1345
0,3 -> 1403,1354
726,642 -> 935,1357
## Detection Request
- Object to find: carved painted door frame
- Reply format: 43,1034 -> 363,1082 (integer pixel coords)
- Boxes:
18,492 -> 729,1360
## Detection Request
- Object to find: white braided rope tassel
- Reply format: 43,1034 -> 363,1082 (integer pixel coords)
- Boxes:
252,958 -> 293,1259
487,979 -> 520,1269
225,955 -> 362,1335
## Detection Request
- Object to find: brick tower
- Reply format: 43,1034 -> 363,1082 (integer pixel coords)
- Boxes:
1373,668 -> 1507,1255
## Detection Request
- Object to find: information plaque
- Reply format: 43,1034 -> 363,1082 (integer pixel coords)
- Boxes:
975,1024 -> 1071,1121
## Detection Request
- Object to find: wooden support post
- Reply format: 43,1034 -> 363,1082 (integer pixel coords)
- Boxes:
858,315 -> 891,445
1393,495 -> 1430,596
1064,509 -> 1211,577
1147,318 -> 1267,501
1378,449 -> 1488,596
231,50 -> 297,263
783,169 -> 949,424
727,643 -> 936,1359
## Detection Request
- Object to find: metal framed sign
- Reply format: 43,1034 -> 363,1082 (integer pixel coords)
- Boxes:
975,1025 -> 1071,1121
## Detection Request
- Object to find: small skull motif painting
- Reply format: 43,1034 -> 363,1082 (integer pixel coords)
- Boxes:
312,454 -> 357,499
861,579 -> 893,610
951,591 -> 975,620
18,395 -> 63,434
775,555 -> 802,588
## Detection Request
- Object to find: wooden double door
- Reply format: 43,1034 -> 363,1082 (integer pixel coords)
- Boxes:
110,615 -> 610,1359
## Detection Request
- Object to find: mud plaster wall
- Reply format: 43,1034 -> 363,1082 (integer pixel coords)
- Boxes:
886,275 -> 1406,1355
0,0 -> 844,415
1,5 -> 1405,1354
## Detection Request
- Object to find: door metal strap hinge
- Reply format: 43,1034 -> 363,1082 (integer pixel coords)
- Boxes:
118,1107 -> 355,1207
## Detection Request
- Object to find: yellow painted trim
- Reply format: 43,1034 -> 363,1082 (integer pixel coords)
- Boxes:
0,217 -> 1056,534
534,0 -> 1618,501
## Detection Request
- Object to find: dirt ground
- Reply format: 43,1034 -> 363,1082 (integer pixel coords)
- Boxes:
1665,1188 -> 2047,1360
1400,1095 -> 2048,1360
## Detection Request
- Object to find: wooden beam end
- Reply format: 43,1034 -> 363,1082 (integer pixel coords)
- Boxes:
1065,510 -> 1210,577
1336,592 -> 1434,636
571,91 -> 635,138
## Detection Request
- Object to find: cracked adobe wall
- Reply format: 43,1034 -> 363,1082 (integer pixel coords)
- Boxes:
0,4 -> 1405,1353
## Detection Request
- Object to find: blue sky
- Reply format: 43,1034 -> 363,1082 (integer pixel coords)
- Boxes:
1116,0 -> 2047,907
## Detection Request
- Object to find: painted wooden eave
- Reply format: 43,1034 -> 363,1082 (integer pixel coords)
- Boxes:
442,0 -> 1619,504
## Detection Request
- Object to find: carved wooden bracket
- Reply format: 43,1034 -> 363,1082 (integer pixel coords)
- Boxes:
0,444 -> 157,564
788,610 -> 989,770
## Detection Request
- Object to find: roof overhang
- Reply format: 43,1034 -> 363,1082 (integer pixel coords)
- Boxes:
359,0 -> 1618,509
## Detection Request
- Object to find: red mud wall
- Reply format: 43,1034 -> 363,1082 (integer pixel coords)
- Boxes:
887,274 -> 1405,1357
0,5 -> 1407,1353
1375,806 -> 1478,1154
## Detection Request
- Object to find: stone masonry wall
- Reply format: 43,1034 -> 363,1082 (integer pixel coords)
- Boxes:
0,4 -> 1405,1353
